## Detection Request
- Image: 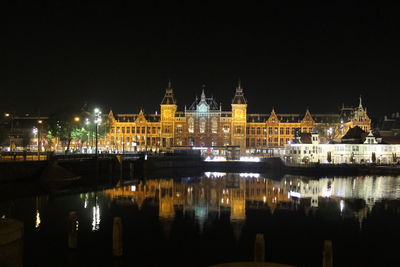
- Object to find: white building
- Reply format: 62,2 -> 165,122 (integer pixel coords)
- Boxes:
284,127 -> 400,164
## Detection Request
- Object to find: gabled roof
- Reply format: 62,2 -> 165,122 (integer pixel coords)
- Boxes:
341,126 -> 368,144
188,87 -> 220,111
380,136 -> 400,144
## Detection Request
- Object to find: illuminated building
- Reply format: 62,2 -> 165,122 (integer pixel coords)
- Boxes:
106,81 -> 371,155
284,127 -> 400,164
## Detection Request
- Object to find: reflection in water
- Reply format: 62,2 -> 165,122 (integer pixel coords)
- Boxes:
35,210 -> 41,229
0,173 -> 399,267
92,195 -> 100,231
104,174 -> 400,230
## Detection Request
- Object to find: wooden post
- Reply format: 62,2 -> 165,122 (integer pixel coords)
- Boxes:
254,233 -> 265,262
113,217 -> 123,257
68,212 -> 78,249
0,218 -> 24,267
323,240 -> 333,267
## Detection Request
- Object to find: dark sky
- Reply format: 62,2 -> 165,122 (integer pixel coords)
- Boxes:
6,1 -> 400,118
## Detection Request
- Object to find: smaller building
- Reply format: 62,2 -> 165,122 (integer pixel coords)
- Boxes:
378,112 -> 400,137
1,113 -> 48,151
284,126 -> 400,164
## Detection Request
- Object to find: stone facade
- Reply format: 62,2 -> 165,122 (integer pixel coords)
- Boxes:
106,82 -> 371,155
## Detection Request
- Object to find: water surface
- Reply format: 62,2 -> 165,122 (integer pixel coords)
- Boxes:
1,173 -> 400,267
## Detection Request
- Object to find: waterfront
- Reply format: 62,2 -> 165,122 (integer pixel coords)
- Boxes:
1,174 -> 400,267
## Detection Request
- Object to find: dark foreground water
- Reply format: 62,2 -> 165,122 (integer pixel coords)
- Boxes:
1,173 -> 400,267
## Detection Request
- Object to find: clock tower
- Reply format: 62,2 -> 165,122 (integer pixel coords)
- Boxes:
231,81 -> 247,154
160,81 -> 177,150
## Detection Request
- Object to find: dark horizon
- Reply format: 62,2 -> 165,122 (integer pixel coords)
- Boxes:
6,2 -> 400,118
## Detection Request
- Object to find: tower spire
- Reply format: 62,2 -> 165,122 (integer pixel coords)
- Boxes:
359,95 -> 363,108
201,85 -> 206,101
232,80 -> 246,104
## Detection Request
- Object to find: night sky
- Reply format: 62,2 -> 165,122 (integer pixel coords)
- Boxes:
6,2 -> 400,118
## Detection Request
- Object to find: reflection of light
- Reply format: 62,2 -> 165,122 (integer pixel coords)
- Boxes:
239,173 -> 260,178
226,198 -> 229,204
288,191 -> 301,198
340,200 -> 344,212
76,221 -> 79,231
263,196 -> 266,203
92,205 -> 100,231
131,185 -> 136,192
204,156 -> 226,161
321,187 -> 332,198
221,198 -> 224,204
205,172 -> 226,178
35,210 -> 41,229
239,156 -> 260,162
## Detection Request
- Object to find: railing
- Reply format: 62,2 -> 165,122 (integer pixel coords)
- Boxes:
0,151 -> 50,161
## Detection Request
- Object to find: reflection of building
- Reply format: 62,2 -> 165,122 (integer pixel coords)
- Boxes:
105,82 -> 371,154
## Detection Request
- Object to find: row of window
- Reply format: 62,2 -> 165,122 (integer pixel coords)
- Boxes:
111,126 -> 160,134
246,126 -> 313,135
111,125 -> 314,135
246,137 -> 291,147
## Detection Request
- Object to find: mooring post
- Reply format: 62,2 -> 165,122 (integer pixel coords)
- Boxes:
0,218 -> 24,267
254,233 -> 265,262
68,212 -> 78,249
323,240 -> 333,267
113,217 -> 123,257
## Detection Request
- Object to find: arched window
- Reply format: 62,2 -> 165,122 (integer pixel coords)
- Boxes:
188,118 -> 194,133
211,117 -> 218,134
200,117 -> 206,133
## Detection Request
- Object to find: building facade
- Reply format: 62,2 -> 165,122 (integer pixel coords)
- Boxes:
284,128 -> 400,164
106,82 -> 371,155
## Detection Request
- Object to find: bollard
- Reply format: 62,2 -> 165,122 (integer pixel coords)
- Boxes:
113,217 -> 123,257
68,212 -> 78,249
323,240 -> 333,267
0,218 -> 24,267
254,233 -> 265,262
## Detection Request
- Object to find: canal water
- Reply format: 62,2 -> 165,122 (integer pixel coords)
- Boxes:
1,173 -> 400,267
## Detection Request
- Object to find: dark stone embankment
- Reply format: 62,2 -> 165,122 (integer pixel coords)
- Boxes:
1,155 -> 399,184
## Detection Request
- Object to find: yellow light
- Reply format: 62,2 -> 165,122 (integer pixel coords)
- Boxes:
38,120 -> 43,124
74,117 -> 80,122
4,113 -> 10,117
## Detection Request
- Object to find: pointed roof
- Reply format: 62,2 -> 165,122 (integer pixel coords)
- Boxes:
232,80 -> 247,104
201,85 -> 206,101
267,108 -> 280,123
161,81 -> 176,105
302,108 -> 314,123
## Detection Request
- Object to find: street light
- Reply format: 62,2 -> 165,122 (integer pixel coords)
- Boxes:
32,127 -> 38,158
94,108 -> 102,155
5,113 -> 13,151
85,118 -> 90,152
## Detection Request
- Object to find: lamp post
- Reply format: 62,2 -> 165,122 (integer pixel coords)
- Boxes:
32,127 -> 38,159
94,108 -> 102,156
4,113 -> 13,151
38,120 -> 43,159
85,118 -> 90,153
